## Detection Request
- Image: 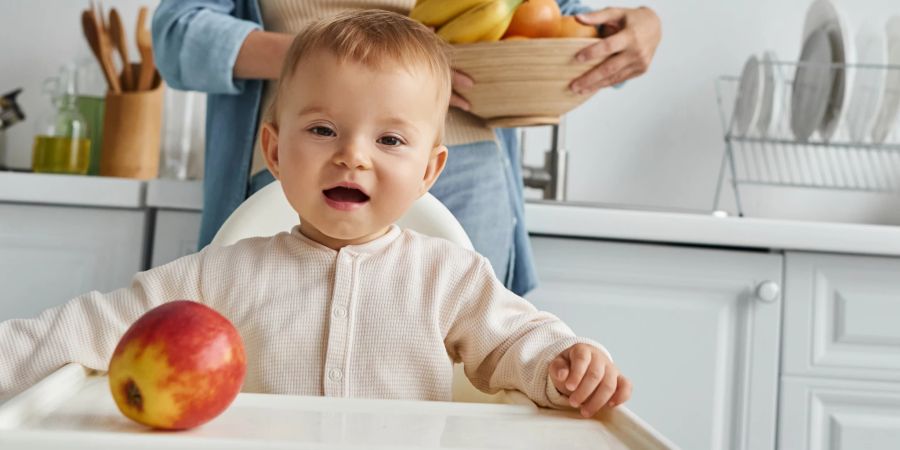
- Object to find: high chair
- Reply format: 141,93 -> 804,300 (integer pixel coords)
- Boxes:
0,181 -> 676,449
210,181 -> 504,404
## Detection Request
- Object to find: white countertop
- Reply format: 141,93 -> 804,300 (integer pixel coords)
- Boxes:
145,179 -> 203,210
5,172 -> 900,257
0,172 -> 145,209
525,202 -> 900,257
0,172 -> 200,210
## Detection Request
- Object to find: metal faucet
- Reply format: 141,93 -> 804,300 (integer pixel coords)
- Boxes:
519,116 -> 567,201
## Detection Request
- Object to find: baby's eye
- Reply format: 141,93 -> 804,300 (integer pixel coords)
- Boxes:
378,135 -> 404,146
309,126 -> 335,137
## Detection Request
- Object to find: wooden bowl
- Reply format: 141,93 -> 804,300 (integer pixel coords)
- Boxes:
450,38 -> 600,128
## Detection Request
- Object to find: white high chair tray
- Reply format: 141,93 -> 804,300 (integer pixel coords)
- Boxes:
0,364 -> 676,449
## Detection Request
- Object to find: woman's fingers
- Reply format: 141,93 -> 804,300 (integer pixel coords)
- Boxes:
571,53 -> 630,93
449,93 -> 470,111
449,69 -> 474,111
452,69 -> 474,89
570,6 -> 661,93
574,7 -> 626,27
574,31 -> 631,64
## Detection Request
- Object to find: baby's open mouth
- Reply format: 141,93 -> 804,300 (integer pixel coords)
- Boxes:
323,186 -> 370,203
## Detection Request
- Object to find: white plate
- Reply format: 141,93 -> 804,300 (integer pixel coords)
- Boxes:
802,0 -> 855,141
791,28 -> 834,142
733,55 -> 764,137
756,51 -> 784,137
871,16 -> 900,144
846,19 -> 888,142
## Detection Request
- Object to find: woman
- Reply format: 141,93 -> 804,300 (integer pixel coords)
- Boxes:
152,0 -> 660,295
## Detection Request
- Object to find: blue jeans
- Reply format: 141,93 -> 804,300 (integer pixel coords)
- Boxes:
429,141 -> 515,285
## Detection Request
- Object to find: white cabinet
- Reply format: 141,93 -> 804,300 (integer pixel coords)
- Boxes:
782,252 -> 900,382
779,252 -> 900,450
526,236 -> 783,450
150,210 -> 201,268
779,376 -> 900,450
145,179 -> 203,268
0,203 -> 146,321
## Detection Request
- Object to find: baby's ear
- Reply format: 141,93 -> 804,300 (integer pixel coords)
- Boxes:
260,122 -> 281,180
421,144 -> 448,194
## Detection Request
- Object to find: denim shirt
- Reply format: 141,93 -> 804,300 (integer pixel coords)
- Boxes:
152,0 -> 591,294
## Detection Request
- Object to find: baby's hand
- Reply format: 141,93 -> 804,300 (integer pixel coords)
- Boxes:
550,343 -> 632,418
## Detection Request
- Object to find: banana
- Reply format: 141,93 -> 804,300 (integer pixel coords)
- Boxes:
478,9 -> 515,42
437,0 -> 523,44
410,0 -> 491,27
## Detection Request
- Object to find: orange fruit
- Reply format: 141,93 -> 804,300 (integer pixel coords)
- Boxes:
502,35 -> 530,41
557,15 -> 598,38
503,0 -> 561,39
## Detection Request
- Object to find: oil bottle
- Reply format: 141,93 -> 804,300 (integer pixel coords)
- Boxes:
32,64 -> 91,175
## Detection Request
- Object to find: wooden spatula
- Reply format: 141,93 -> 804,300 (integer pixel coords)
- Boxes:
136,7 -> 155,91
109,8 -> 134,91
81,9 -> 121,94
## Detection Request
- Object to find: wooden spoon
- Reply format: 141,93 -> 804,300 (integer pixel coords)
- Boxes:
109,8 -> 134,91
135,7 -> 155,91
81,9 -> 121,93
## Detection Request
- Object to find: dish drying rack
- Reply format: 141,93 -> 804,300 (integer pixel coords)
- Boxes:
713,60 -> 900,216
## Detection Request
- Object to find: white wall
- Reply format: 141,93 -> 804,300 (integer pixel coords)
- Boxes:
3,0 -> 900,223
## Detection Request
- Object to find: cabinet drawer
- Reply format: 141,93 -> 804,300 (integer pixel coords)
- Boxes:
0,203 -> 146,321
783,252 -> 900,382
779,376 -> 900,450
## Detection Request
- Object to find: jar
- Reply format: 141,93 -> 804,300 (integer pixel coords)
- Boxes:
32,64 -> 91,175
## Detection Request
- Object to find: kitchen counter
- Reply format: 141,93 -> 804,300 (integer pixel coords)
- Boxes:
526,201 -> 900,257
0,171 -> 144,209
5,172 -> 900,257
145,179 -> 203,210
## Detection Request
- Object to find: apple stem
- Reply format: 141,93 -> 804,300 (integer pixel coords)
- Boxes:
124,379 -> 144,411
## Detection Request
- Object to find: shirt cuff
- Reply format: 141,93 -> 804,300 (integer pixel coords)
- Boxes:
181,10 -> 261,94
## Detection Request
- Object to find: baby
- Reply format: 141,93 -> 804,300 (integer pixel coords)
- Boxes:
0,10 -> 630,418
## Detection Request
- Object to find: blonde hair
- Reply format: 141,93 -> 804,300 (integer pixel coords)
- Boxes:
268,10 -> 453,145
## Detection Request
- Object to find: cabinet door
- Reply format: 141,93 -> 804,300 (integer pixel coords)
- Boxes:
150,210 -> 201,268
526,236 -> 783,450
782,252 -> 900,382
779,376 -> 900,450
0,203 -> 146,321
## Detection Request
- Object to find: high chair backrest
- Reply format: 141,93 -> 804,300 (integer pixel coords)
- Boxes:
211,181 -> 502,404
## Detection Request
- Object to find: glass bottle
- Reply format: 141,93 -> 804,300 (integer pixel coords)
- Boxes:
32,64 -> 91,175
76,57 -> 106,176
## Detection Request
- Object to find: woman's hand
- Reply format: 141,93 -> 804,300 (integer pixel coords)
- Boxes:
550,343 -> 632,418
450,69 -> 474,111
569,7 -> 661,95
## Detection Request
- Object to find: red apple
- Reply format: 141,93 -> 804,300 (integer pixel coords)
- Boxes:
108,300 -> 246,430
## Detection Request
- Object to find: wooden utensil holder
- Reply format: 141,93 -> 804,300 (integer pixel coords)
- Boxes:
99,69 -> 163,179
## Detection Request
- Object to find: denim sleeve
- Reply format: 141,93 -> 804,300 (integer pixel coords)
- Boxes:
556,0 -> 592,16
152,0 -> 260,94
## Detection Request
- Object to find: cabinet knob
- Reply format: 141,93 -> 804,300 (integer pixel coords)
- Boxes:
756,281 -> 780,303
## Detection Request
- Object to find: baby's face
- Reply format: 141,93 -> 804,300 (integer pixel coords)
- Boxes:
261,50 -> 448,248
